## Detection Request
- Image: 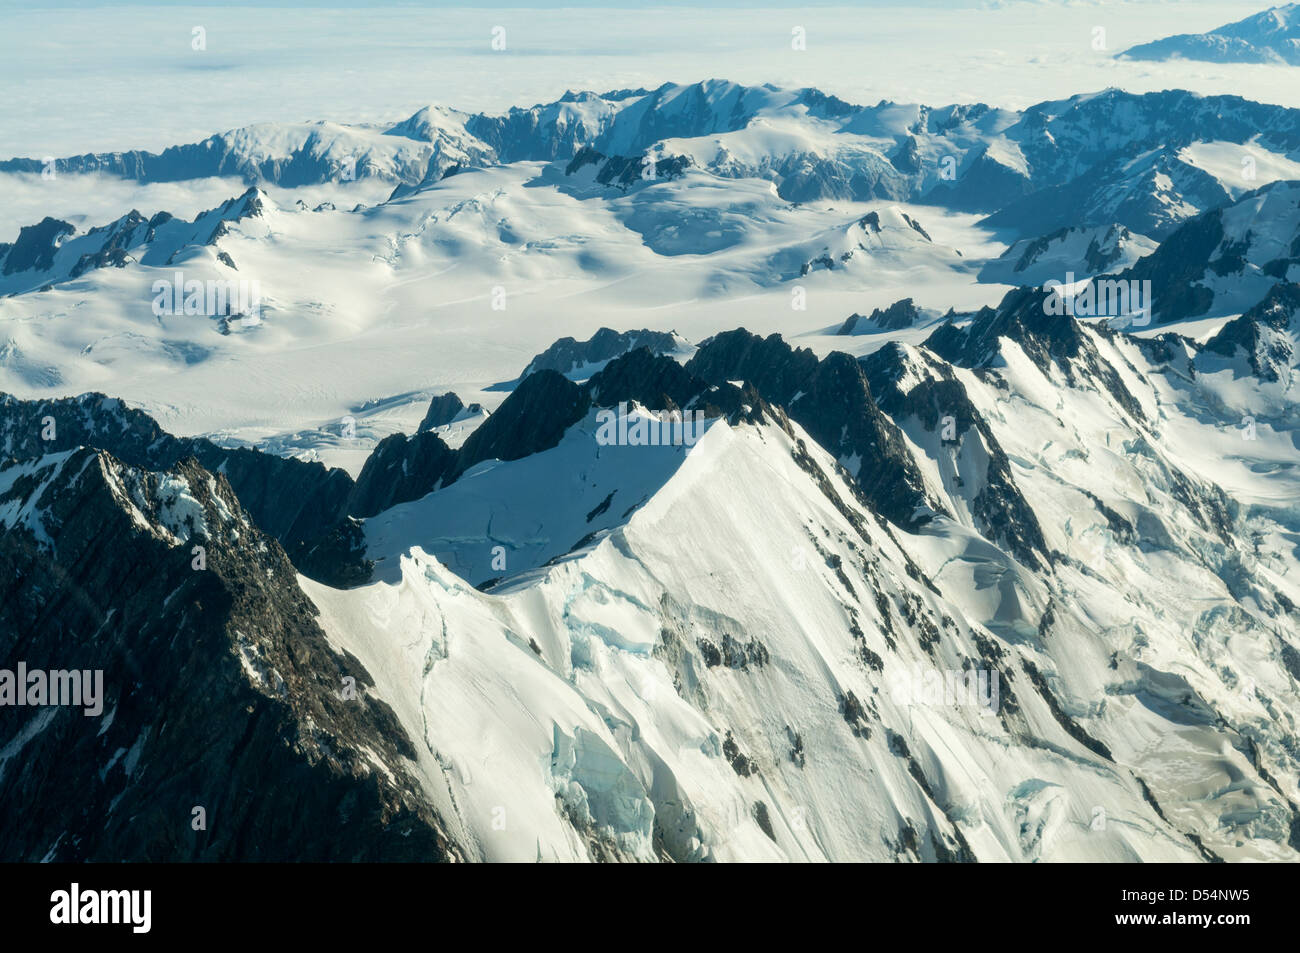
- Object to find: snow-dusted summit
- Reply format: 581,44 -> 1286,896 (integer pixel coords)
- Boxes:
1122,4 -> 1300,65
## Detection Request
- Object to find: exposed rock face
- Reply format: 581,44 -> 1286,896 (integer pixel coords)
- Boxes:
685,329 -> 941,528
448,370 -> 592,483
290,516 -> 373,588
0,132 -> 456,187
1109,180 -> 1300,323
585,347 -> 765,427
0,449 -> 459,861
872,298 -> 923,331
0,217 -> 76,275
562,147 -> 692,190
783,205 -> 956,280
889,135 -> 922,175
838,313 -> 867,335
977,223 -> 1159,287
685,329 -> 819,401
5,304 -> 1300,861
923,287 -> 1146,421
0,393 -> 353,552
838,298 -> 923,334
0,375 -> 593,587
767,151 -> 912,205
916,289 -> 1242,554
1202,282 -> 1300,381
7,85 -> 1300,235
1111,205 -> 1229,323
922,146 -> 1035,214
72,209 -> 148,274
418,392 -> 466,432
0,188 -> 270,293
590,345 -> 722,412
300,373 -> 595,551
466,90 -> 623,163
302,369 -> 597,543
348,432 -> 457,518
861,211 -> 929,243
861,342 -> 1051,570
519,327 -> 685,379
197,445 -> 354,545
980,145 -> 1230,240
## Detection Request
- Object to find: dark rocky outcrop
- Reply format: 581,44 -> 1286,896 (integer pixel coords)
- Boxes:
1202,282 -> 1300,381
417,392 -> 466,431
0,188 -> 268,292
348,431 -> 458,518
563,148 -> 691,190
295,351 -> 763,587
838,298 -> 922,334
586,347 -> 759,424
889,135 -> 922,175
0,217 -> 76,275
519,327 -> 683,380
290,516 -> 373,588
923,287 -> 1146,422
685,329 -> 941,528
0,449 -> 459,861
587,346 -> 706,411
861,342 -> 1051,569
685,329 -> 820,402
351,388 -> 494,520
1106,204 -> 1226,322
0,393 -> 353,552
448,370 -> 592,483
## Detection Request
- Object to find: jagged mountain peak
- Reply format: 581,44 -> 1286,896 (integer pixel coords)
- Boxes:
0,390 -> 354,555
519,327 -> 691,381
1201,281 -> 1300,382
0,186 -> 277,295
687,328 -> 943,529
0,446 -> 461,860
838,297 -> 927,335
1113,177 -> 1300,323
687,327 -> 820,398
978,222 -> 1159,287
6,289 -> 1300,861
923,287 -> 1148,422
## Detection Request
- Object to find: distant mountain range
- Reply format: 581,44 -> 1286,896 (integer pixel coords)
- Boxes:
5,81 -> 1300,243
1122,3 -> 1300,65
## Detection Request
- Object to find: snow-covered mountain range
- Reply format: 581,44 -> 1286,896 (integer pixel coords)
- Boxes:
1122,3 -> 1300,65
4,72 -> 1300,863
9,83 -> 1300,220
3,81 -> 1299,441
6,278 -> 1300,861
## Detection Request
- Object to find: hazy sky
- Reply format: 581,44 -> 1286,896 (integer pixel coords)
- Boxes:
0,1 -> 1291,156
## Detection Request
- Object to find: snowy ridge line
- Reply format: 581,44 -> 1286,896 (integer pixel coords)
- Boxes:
6,276 -> 1300,860
5,82 -> 1300,240
1121,3 -> 1300,66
